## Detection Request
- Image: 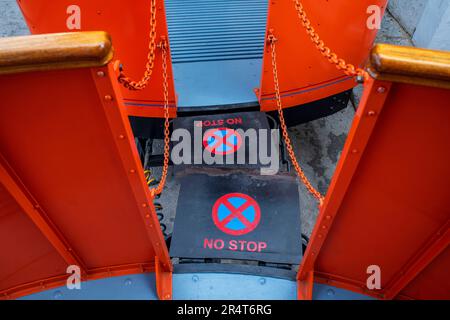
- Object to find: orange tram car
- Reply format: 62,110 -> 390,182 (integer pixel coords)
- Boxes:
0,0 -> 448,300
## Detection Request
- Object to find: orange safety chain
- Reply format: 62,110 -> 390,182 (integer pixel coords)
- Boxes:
116,0 -> 170,197
268,34 -> 325,206
293,0 -> 370,82
118,0 -> 157,90
264,1 -> 373,206
149,40 -> 170,197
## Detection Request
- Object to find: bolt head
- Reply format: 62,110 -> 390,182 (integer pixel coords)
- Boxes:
124,278 -> 133,286
53,290 -> 63,299
327,289 -> 335,296
377,86 -> 386,93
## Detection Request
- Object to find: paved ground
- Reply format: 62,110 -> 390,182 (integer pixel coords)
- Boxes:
0,1 -> 412,238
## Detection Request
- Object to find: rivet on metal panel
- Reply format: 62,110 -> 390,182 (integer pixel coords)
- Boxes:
97,71 -> 105,77
321,225 -> 327,229
164,294 -> 171,299
118,134 -> 125,139
124,278 -> 133,286
368,110 -> 377,116
327,288 -> 335,296
377,86 -> 386,94
104,95 -> 113,101
351,149 -> 359,154
142,203 -> 148,208
192,275 -> 199,282
259,278 -> 266,285
325,215 -> 332,220
129,169 -> 136,174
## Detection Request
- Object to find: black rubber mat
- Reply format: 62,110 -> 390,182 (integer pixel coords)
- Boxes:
170,173 -> 302,264
172,111 -> 277,171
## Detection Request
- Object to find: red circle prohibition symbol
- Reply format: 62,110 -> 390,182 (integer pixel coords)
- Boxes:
203,127 -> 242,155
212,193 -> 261,236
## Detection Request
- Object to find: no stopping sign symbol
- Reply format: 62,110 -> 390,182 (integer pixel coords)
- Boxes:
203,128 -> 242,155
212,193 -> 261,236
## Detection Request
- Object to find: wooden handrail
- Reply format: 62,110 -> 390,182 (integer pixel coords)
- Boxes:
0,31 -> 114,75
368,44 -> 450,89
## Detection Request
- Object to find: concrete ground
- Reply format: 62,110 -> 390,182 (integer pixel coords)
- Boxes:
0,1 -> 412,238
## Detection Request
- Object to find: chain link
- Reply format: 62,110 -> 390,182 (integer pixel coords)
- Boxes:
115,0 -> 170,196
269,34 -> 325,206
262,1 -> 372,205
118,0 -> 158,90
294,0 -> 369,81
150,40 -> 170,197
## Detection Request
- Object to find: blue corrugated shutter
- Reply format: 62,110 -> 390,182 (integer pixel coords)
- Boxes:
165,0 -> 268,64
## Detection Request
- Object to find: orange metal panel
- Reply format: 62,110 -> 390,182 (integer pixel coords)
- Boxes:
299,78 -> 450,299
17,0 -> 177,118
0,181 -> 68,299
2,263 -> 156,300
0,155 -> 86,272
400,245 -> 450,300
0,63 -> 171,298
259,0 -> 387,111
